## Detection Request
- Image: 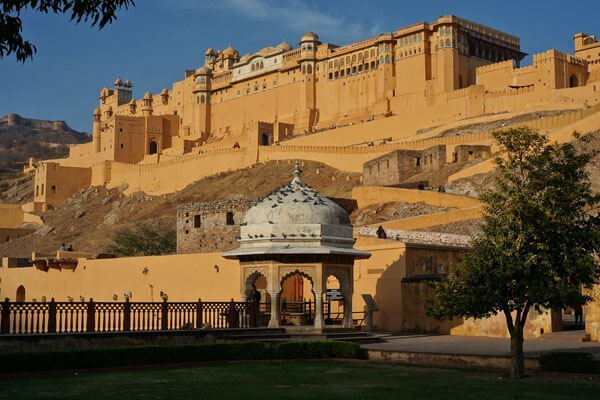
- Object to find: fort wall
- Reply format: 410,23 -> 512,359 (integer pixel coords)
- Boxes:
352,186 -> 482,209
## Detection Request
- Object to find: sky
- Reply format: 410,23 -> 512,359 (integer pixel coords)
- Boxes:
0,0 -> 598,133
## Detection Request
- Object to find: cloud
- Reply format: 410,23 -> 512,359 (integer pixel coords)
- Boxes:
171,0 -> 381,44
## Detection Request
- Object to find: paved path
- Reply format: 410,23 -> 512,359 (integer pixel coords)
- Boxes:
363,333 -> 600,360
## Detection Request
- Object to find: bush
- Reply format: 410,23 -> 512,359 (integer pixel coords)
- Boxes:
0,342 -> 270,373
272,341 -> 366,360
0,341 -> 367,373
538,352 -> 599,374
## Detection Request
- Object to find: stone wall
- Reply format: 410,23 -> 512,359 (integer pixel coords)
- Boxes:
362,145 -> 447,187
177,198 -> 258,253
453,144 -> 491,162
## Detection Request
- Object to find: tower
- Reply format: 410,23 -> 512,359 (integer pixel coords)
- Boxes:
298,31 -> 320,132
192,67 -> 211,141
92,108 -> 102,153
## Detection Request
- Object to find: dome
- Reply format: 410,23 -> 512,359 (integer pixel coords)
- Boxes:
160,87 -> 169,95
100,87 -> 109,98
205,47 -> 215,56
124,79 -> 133,88
223,44 -> 238,57
223,162 -> 369,259
195,66 -> 211,75
114,77 -> 123,86
93,107 -> 101,116
129,98 -> 136,105
143,91 -> 153,100
243,174 -> 350,227
301,31 -> 319,42
276,41 -> 293,51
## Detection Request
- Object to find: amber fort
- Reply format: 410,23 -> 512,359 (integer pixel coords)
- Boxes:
2,14 -> 600,341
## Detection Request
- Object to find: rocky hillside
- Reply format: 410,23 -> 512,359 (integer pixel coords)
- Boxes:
0,160 -> 362,258
0,114 -> 90,179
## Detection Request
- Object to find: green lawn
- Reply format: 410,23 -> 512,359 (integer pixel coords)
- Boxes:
0,361 -> 598,400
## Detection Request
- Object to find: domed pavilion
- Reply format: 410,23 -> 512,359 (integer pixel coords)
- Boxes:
223,162 -> 370,329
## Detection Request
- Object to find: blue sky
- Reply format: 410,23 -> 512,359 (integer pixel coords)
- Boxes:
0,0 -> 598,132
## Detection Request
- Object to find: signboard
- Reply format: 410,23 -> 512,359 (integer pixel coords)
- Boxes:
326,289 -> 344,301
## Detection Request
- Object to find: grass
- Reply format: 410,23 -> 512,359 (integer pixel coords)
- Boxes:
0,361 -> 598,400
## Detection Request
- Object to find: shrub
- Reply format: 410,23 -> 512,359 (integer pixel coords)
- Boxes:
0,340 -> 367,373
272,341 -> 366,360
0,342 -> 270,373
538,352 -> 599,374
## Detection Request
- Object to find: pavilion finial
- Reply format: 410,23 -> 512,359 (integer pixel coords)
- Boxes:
293,161 -> 302,179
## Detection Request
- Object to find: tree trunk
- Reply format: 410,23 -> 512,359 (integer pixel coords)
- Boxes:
509,323 -> 525,378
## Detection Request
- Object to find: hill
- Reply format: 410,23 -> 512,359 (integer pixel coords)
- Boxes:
0,160 -> 362,258
0,113 -> 90,178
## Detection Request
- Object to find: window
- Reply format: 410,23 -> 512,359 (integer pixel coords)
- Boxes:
194,215 -> 201,228
120,143 -> 124,149
415,157 -> 420,167
51,185 -> 56,194
226,212 -> 234,225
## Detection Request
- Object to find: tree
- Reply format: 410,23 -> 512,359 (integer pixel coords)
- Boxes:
107,223 -> 176,257
1,0 -> 135,62
426,127 -> 600,378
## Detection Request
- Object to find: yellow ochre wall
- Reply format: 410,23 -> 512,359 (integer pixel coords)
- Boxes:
0,204 -> 24,229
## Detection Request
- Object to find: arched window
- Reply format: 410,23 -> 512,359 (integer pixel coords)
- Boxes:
307,64 -> 313,74
251,64 -> 255,72
385,55 -> 390,64
36,185 -> 39,196
149,141 -> 158,155
16,285 -> 25,302
570,75 -> 579,87
328,72 -> 333,80
200,95 -> 205,104
334,71 -> 339,79
340,70 -> 345,77
302,65 -> 306,74
346,68 -> 350,75
446,39 -> 451,47
371,61 -> 375,69
379,56 -> 384,64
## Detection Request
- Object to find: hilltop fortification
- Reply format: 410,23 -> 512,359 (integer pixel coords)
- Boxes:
26,14 -> 600,209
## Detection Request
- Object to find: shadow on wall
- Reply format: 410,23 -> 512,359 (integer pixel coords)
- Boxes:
373,252 -> 462,333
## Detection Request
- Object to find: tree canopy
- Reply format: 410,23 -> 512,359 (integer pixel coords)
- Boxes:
426,127 -> 600,378
106,223 -> 176,257
1,0 -> 135,62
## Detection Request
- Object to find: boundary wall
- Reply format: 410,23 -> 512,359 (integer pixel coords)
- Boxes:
368,207 -> 483,231
352,186 -> 482,209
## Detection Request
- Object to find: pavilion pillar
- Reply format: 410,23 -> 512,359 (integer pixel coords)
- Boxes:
343,288 -> 354,329
268,291 -> 280,328
314,291 -> 324,330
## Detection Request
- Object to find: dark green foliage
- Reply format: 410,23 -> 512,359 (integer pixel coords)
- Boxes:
426,127 -> 600,378
106,223 -> 176,257
538,352 -> 599,374
272,341 -> 366,359
0,341 -> 366,373
0,342 -> 270,373
1,0 -> 135,62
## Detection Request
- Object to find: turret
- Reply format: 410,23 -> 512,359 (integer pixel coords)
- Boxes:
93,108 -> 102,153
141,91 -> 153,116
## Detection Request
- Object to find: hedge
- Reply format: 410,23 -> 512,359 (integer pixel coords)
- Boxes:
0,341 -> 364,373
272,341 -> 366,360
538,352 -> 599,374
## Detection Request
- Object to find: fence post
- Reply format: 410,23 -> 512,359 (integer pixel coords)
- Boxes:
1,298 -> 10,334
161,298 -> 168,330
47,298 -> 57,333
123,298 -> 131,332
249,299 -> 256,328
196,298 -> 203,328
227,298 -> 239,328
86,298 -> 95,332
